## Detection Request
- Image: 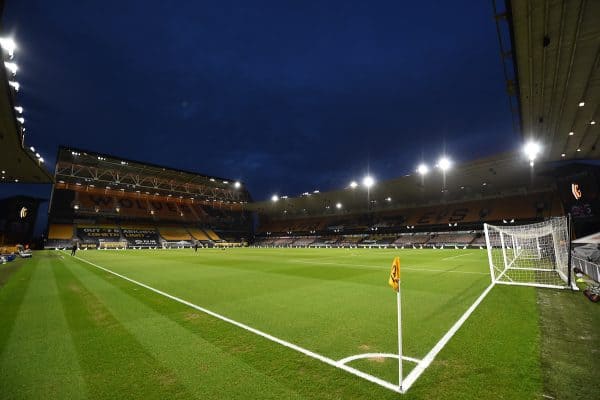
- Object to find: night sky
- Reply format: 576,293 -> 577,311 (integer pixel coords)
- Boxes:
3,0 -> 515,204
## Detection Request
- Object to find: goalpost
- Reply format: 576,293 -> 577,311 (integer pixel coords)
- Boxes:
484,216 -> 576,290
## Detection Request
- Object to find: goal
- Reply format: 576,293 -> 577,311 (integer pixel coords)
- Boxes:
484,217 -> 576,290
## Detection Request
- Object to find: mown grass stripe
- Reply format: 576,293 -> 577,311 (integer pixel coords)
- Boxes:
52,255 -> 196,400
67,254 -> 314,399
0,259 -> 36,353
0,255 -> 88,399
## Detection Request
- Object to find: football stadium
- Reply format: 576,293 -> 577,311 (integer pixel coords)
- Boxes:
1,1 -> 599,399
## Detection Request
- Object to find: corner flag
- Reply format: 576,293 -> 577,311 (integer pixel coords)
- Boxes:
388,256 -> 400,292
388,256 -> 403,390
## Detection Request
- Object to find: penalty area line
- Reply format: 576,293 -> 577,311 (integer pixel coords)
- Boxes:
69,253 -> 404,394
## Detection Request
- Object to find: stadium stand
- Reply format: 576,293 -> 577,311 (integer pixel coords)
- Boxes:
292,237 -> 317,247
46,147 -> 253,249
427,232 -> 477,246
204,228 -> 222,241
187,227 -> 210,241
158,226 -> 193,242
45,223 -> 74,248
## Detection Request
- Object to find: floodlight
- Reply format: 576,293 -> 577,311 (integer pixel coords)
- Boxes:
349,181 -> 358,189
578,101 -> 585,107
39,158 -> 44,163
386,197 -> 392,202
29,146 -> 35,152
417,163 -> 429,175
0,38 -> 16,57
16,117 -> 24,124
271,194 -> 279,202
569,131 -> 574,136
523,141 -> 541,163
234,181 -> 241,188
437,157 -> 451,171
336,202 -> 342,209
4,62 -> 18,75
362,175 -> 374,188
14,106 -> 23,114
591,121 -> 596,125
8,81 -> 19,91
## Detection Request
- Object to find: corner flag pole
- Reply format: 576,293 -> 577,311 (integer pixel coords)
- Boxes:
397,285 -> 403,391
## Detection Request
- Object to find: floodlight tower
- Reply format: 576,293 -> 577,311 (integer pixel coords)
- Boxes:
437,156 -> 451,190
523,141 -> 541,167
417,163 -> 429,186
363,175 -> 374,211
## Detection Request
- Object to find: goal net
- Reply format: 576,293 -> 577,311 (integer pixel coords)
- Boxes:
484,217 -> 575,290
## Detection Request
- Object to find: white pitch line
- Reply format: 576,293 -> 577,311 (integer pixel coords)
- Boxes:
441,253 -> 472,260
290,259 -> 488,275
338,353 -> 421,365
400,282 -> 495,392
69,254 -> 404,394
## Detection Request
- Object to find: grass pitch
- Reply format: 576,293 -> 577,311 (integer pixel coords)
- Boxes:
0,248 -> 597,399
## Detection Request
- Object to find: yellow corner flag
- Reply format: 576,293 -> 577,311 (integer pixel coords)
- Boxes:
388,256 -> 400,292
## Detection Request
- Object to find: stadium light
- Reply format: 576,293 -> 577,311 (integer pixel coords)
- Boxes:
0,38 -> 16,58
336,202 -> 342,209
271,194 -> 279,202
8,81 -> 19,91
39,158 -> 44,163
234,181 -> 241,189
362,175 -> 374,188
29,146 -> 35,152
437,157 -> 451,171
16,117 -> 24,124
417,163 -> 429,175
14,106 -> 23,114
4,62 -> 18,75
523,141 -> 541,166
349,181 -> 358,189
578,101 -> 585,107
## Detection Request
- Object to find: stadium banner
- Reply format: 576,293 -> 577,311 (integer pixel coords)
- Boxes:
77,226 -> 121,241
121,228 -> 160,246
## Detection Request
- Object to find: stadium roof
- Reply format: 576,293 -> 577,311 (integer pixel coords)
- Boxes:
0,47 -> 53,184
249,151 -> 556,217
508,0 -> 600,160
55,146 -> 251,202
